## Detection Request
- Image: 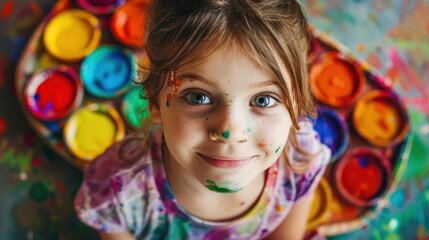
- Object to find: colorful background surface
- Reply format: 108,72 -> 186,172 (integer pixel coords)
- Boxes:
0,0 -> 428,239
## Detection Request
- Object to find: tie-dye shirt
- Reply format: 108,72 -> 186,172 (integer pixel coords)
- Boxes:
75,122 -> 331,239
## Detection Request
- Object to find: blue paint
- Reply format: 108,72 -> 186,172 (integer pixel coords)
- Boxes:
80,45 -> 135,98
313,107 -> 349,161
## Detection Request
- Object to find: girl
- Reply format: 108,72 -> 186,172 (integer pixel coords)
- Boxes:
75,0 -> 331,239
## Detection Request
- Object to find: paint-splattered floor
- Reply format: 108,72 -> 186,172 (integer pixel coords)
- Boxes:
0,0 -> 428,239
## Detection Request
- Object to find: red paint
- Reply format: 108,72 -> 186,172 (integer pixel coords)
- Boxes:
1,1 -> 14,20
35,72 -> 77,113
32,158 -> 41,167
335,148 -> 391,207
341,156 -> 382,200
0,117 -> 6,134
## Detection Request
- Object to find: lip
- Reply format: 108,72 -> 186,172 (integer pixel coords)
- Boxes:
197,153 -> 254,168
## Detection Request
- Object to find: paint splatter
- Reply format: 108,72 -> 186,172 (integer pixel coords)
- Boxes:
247,127 -> 252,133
0,117 -> 6,134
205,180 -> 242,193
275,147 -> 281,154
221,130 -> 230,139
1,1 -> 14,20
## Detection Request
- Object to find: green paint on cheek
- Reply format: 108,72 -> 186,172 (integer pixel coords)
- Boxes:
275,146 -> 281,154
205,180 -> 242,193
221,130 -> 230,139
247,127 -> 252,133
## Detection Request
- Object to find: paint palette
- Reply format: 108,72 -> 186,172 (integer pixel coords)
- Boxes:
305,27 -> 412,236
15,0 -> 411,237
16,0 -> 151,169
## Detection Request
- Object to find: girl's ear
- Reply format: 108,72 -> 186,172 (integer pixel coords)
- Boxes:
149,100 -> 162,123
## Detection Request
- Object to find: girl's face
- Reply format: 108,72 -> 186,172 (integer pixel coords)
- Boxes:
149,44 -> 293,193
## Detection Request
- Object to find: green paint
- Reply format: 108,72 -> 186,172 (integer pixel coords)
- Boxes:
247,127 -> 252,133
275,146 -> 281,154
29,182 -> 50,202
221,130 -> 230,139
205,180 -> 242,193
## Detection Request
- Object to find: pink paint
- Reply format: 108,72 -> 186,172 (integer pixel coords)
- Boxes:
388,47 -> 428,98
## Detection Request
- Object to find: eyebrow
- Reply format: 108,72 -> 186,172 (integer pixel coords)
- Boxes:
178,73 -> 277,88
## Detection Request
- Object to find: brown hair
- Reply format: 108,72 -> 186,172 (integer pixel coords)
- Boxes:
138,0 -> 318,172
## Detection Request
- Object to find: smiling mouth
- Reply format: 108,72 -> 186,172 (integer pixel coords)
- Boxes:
197,153 -> 254,168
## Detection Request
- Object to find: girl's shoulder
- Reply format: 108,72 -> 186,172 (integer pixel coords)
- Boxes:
288,120 -> 331,202
74,127 -> 164,233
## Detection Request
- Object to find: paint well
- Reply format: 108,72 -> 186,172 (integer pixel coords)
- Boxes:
64,103 -> 125,161
80,45 -> 135,98
313,107 -> 349,160
77,0 -> 125,14
111,1 -> 147,47
24,66 -> 83,121
43,9 -> 101,61
335,148 -> 391,207
353,89 -> 409,147
310,52 -> 364,107
121,85 -> 150,129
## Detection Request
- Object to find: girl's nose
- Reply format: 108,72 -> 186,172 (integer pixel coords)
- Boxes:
210,106 -> 249,144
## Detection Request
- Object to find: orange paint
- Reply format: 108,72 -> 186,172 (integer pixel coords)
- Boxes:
352,90 -> 409,147
111,1 -> 147,47
310,52 -> 364,107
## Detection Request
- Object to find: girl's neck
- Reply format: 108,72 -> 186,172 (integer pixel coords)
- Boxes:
162,144 -> 265,222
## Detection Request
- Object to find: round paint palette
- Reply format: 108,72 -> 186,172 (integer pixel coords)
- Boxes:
306,27 -> 411,236
15,0 -> 411,237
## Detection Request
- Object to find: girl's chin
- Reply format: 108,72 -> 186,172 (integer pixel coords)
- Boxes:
203,179 -> 244,193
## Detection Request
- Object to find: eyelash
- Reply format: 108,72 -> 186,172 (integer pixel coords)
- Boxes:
250,93 -> 279,108
181,90 -> 212,105
180,89 -> 280,108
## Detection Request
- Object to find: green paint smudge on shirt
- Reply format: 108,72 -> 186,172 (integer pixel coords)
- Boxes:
221,130 -> 230,139
205,180 -> 242,193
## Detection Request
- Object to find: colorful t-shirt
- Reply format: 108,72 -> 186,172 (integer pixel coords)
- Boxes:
74,121 -> 331,239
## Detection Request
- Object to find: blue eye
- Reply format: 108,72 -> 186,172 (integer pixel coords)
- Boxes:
251,95 -> 276,108
185,92 -> 212,105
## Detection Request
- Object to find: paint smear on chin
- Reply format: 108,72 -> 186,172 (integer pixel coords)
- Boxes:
205,180 -> 242,193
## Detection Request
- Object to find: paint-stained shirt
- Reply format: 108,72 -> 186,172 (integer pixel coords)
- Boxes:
74,121 -> 331,239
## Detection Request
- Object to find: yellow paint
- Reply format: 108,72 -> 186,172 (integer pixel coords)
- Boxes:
64,103 -> 125,161
43,9 -> 101,61
307,178 -> 332,230
72,110 -> 116,158
358,100 -> 399,145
